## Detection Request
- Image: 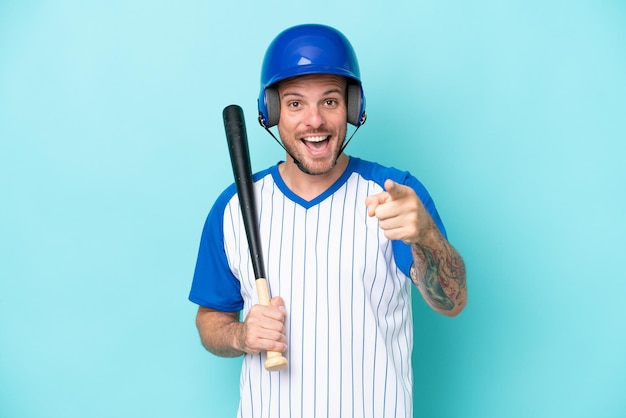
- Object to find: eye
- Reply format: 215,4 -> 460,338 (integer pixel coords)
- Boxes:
324,99 -> 338,107
287,101 -> 301,109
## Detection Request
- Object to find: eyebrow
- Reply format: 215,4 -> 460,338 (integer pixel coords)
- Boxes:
281,88 -> 344,98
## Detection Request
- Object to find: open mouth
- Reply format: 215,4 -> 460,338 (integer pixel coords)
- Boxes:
301,135 -> 331,150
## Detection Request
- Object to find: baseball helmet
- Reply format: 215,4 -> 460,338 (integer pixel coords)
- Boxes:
258,24 -> 366,128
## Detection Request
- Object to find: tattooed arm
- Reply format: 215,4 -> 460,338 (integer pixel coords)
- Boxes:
410,227 -> 467,316
366,179 -> 467,317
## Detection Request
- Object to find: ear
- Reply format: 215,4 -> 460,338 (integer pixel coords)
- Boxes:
347,84 -> 363,126
265,87 -> 280,128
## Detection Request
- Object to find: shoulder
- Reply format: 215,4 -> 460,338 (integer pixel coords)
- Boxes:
349,157 -> 426,191
210,166 -> 275,213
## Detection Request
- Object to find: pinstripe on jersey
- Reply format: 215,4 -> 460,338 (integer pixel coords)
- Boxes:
190,157 -> 446,418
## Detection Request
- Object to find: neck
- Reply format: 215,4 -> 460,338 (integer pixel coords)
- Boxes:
279,154 -> 350,201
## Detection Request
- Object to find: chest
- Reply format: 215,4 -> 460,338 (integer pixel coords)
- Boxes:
224,179 -> 408,313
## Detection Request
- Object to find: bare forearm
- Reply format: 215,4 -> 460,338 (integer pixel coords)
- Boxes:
195,307 -> 245,357
410,227 -> 467,316
195,302 -> 288,357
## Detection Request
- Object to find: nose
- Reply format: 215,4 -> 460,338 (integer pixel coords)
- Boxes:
304,105 -> 325,128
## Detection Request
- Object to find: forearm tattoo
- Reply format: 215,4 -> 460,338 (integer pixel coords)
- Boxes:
410,241 -> 466,312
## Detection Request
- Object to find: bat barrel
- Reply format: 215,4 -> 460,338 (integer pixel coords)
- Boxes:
223,105 -> 266,280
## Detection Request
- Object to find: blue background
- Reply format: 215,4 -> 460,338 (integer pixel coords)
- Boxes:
1,1 -> 625,417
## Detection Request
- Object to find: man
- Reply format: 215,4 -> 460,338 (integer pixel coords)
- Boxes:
189,24 -> 467,418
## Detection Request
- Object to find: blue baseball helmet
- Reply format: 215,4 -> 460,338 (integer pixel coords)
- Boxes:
257,24 -> 366,128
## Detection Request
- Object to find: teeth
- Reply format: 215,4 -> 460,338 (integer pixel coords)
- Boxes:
303,136 -> 327,143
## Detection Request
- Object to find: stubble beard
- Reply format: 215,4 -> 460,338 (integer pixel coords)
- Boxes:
285,135 -> 346,176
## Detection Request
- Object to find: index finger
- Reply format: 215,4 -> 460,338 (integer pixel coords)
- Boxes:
384,179 -> 404,200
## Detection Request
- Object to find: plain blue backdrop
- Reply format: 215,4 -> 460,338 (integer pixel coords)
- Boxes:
1,1 -> 625,417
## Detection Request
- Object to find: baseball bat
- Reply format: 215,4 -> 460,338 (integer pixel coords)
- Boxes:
222,104 -> 288,372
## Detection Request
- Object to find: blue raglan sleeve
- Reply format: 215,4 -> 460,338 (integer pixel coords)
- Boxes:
188,189 -> 244,312
392,171 -> 448,277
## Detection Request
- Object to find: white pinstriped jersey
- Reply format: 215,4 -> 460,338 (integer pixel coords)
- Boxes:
190,157 -> 446,418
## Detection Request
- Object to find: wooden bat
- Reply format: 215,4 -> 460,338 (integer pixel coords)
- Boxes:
222,104 -> 288,372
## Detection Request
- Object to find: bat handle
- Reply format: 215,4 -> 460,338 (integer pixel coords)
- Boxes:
255,278 -> 288,371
